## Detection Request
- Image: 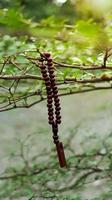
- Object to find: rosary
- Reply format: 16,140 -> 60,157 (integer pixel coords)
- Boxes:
39,52 -> 67,168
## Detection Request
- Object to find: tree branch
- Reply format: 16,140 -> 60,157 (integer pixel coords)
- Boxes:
0,85 -> 111,112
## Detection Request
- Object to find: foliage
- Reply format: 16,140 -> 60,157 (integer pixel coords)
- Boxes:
0,34 -> 112,112
0,126 -> 112,199
0,0 -> 75,22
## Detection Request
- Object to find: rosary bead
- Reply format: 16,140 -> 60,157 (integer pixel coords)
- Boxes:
50,78 -> 55,83
46,85 -> 51,90
47,90 -> 52,95
53,90 -> 58,95
48,107 -> 53,112
55,106 -> 61,111
44,77 -> 49,82
44,52 -> 51,57
48,120 -> 53,124
47,103 -> 53,108
48,67 -> 54,71
48,116 -> 54,121
48,111 -> 54,116
45,81 -> 51,86
47,99 -> 53,104
49,74 -> 55,79
42,70 -> 47,74
47,62 -> 53,66
40,65 -> 46,69
48,70 -> 54,75
47,94 -> 53,99
41,69 -> 47,74
48,65 -> 54,69
47,58 -> 52,62
48,114 -> 54,118
53,135 -> 59,141
42,74 -> 48,79
51,82 -> 56,87
54,102 -> 60,107
56,115 -> 61,120
56,119 -> 61,124
52,124 -> 58,134
47,105 -> 53,109
54,94 -> 59,99
55,111 -> 60,115
53,86 -> 58,90
54,98 -> 60,103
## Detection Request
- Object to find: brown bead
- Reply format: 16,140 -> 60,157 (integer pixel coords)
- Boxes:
41,65 -> 46,69
47,62 -> 53,66
47,90 -> 52,95
43,74 -> 48,79
42,70 -> 47,74
47,94 -> 53,99
48,114 -> 54,118
56,115 -> 61,119
47,99 -> 52,104
54,94 -> 58,99
54,98 -> 60,103
50,79 -> 55,83
48,67 -> 54,71
53,86 -> 58,90
53,90 -> 58,94
55,111 -> 60,115
48,111 -> 54,116
41,69 -> 47,73
48,70 -> 54,75
48,120 -> 53,124
53,135 -> 59,141
45,81 -> 50,86
55,102 -> 60,107
46,85 -> 51,90
48,65 -> 54,71
50,80 -> 56,84
48,116 -> 54,120
47,58 -> 52,62
47,103 -> 53,108
49,74 -> 55,79
44,52 -> 51,57
56,119 -> 61,124
48,107 -> 53,112
51,82 -> 56,86
47,100 -> 52,105
56,106 -> 61,111
44,77 -> 49,81
52,124 -> 58,134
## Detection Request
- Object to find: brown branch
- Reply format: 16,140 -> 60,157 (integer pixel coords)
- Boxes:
1,59 -> 112,70
103,48 -> 112,67
0,74 -> 43,80
0,57 -> 10,74
65,76 -> 112,83
0,157 -> 106,181
0,167 -> 50,180
54,61 -> 112,70
0,51 -> 112,113
19,55 -> 112,70
0,74 -> 112,84
0,85 -> 111,112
